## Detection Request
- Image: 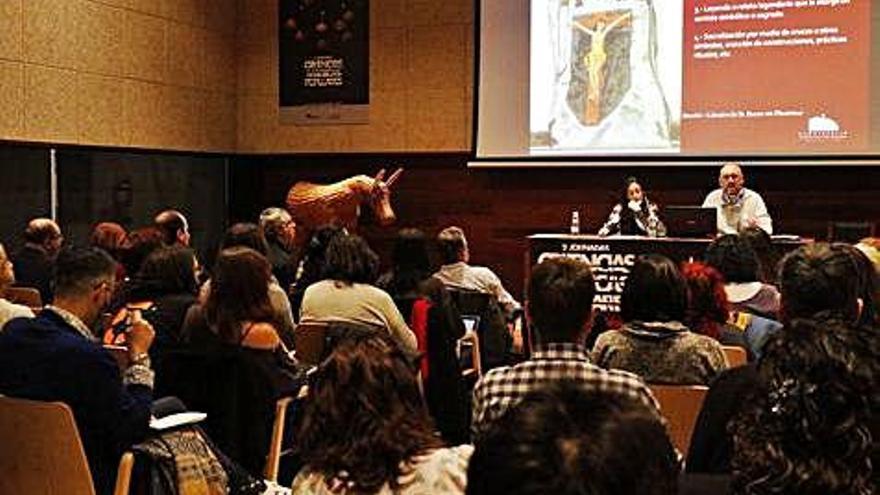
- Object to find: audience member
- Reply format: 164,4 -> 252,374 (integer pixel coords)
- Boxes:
592,255 -> 728,385
377,228 -> 469,444
433,226 -> 521,318
0,247 -> 155,495
471,257 -> 659,439
177,246 -> 302,476
730,317 -> 878,494
687,242 -> 871,475
293,333 -> 471,494
13,217 -> 64,303
856,237 -> 880,322
207,223 -> 295,341
739,225 -> 779,284
377,228 -> 434,298
90,222 -> 128,282
183,247 -> 284,353
681,261 -> 781,360
259,207 -> 298,291
467,382 -> 679,495
705,234 -> 781,318
90,222 -> 128,262
300,234 -> 416,353
289,225 -> 346,320
0,242 -> 34,330
105,246 -> 199,361
840,243 -> 879,328
154,209 -> 191,247
120,226 -> 166,280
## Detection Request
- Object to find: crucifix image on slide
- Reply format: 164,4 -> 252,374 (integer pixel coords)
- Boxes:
573,11 -> 632,125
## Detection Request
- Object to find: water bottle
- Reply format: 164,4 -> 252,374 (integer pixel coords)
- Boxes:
570,210 -> 580,235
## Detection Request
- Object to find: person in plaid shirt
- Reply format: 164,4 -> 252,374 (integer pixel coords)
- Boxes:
471,257 -> 660,439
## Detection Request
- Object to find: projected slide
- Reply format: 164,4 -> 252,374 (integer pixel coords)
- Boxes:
527,0 -> 870,156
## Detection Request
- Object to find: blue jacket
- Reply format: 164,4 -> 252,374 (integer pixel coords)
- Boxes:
0,310 -> 152,495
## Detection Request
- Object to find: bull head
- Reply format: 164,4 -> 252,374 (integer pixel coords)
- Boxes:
370,167 -> 403,226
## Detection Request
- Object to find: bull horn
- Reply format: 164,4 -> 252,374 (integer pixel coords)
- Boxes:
374,168 -> 386,182
385,168 -> 404,188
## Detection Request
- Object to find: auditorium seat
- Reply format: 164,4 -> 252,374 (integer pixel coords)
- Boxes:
154,347 -> 301,477
649,384 -> 709,454
293,322 -> 329,366
5,286 -> 42,310
721,346 -> 747,368
0,395 -> 134,495
458,329 -> 482,378
446,289 -> 510,371
293,321 -> 378,366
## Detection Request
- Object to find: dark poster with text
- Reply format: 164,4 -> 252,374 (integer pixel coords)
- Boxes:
279,0 -> 369,124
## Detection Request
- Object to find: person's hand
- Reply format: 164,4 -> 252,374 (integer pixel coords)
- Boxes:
126,310 -> 155,359
628,200 -> 641,212
745,217 -> 759,228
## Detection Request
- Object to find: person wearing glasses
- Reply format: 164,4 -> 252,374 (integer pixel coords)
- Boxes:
702,162 -> 773,235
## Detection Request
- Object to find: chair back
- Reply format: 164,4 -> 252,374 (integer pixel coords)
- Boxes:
5,286 -> 42,309
447,289 -> 509,371
649,384 -> 709,454
457,331 -> 482,378
722,345 -> 747,368
154,347 -> 281,476
294,322 -> 328,366
0,396 -> 96,495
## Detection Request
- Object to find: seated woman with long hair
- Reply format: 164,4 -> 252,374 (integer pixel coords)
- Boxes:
178,246 -> 302,477
592,254 -> 728,385
184,246 -> 283,351
730,318 -> 878,494
293,333 -> 472,494
299,234 -> 417,353
198,222 -> 296,345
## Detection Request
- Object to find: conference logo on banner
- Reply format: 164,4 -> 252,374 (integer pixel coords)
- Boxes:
279,0 -> 369,125
537,242 -> 637,312
798,114 -> 850,143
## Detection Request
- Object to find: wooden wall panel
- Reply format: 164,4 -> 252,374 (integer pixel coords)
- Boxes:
230,155 -> 880,299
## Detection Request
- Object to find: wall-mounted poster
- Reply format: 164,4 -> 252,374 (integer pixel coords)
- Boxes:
279,0 -> 369,125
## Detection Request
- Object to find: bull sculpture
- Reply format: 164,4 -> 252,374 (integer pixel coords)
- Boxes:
285,167 -> 404,243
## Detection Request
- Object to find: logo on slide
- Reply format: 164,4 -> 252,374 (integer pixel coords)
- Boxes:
798,114 -> 849,142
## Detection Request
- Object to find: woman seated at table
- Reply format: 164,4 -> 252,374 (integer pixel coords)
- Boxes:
598,177 -> 666,237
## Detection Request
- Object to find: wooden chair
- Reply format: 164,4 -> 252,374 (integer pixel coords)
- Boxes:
5,286 -> 42,310
457,330 -> 482,378
293,322 -> 329,366
649,385 -> 709,454
722,345 -> 748,368
264,396 -> 294,482
0,395 -> 133,495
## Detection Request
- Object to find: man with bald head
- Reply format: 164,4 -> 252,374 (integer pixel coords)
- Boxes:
154,209 -> 190,247
13,218 -> 64,303
702,162 -> 773,235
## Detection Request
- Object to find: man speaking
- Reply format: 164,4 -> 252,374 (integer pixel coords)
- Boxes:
702,162 -> 773,235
